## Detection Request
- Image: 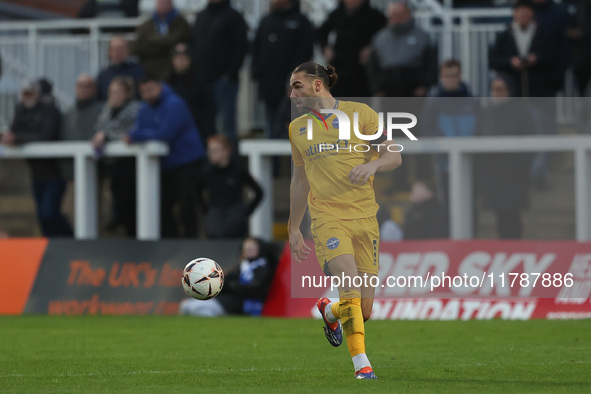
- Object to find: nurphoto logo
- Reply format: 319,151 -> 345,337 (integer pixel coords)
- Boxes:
304,109 -> 418,153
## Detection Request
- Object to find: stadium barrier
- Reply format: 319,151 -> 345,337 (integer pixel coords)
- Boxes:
0,238 -> 242,315
0,141 -> 168,240
263,240 -> 591,320
2,135 -> 591,241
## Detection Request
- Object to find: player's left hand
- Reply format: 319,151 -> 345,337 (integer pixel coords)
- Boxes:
289,230 -> 311,264
349,162 -> 378,186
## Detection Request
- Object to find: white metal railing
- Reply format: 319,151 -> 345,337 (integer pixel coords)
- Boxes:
240,136 -> 591,242
2,136 -> 589,241
0,141 -> 168,240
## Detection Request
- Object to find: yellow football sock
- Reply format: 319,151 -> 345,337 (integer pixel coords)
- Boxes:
332,297 -> 365,357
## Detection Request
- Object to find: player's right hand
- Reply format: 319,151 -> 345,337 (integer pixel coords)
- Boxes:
289,230 -> 311,264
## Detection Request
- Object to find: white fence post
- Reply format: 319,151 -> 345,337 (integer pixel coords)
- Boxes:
89,22 -> 101,77
449,150 -> 473,239
136,144 -> 163,240
575,148 -> 591,241
73,152 -> 98,239
248,151 -> 273,239
27,25 -> 38,77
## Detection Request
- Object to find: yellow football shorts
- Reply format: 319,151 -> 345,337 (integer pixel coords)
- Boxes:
310,216 -> 380,276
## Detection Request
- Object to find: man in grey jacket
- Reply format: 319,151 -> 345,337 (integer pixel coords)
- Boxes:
60,74 -> 104,180
368,1 -> 437,97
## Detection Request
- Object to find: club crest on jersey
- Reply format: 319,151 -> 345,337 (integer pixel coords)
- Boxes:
332,117 -> 339,129
327,237 -> 340,250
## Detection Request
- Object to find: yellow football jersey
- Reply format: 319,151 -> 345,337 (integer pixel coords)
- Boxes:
289,100 -> 381,223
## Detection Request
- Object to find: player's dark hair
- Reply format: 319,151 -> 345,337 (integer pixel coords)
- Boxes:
292,62 -> 339,90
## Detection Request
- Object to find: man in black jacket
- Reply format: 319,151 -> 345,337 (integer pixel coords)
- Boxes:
489,0 -> 560,187
0,79 -> 73,237
198,135 -> 263,239
318,0 -> 386,97
489,0 -> 559,97
190,0 -> 248,147
252,0 -> 314,138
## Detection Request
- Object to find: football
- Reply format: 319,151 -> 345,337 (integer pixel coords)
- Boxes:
182,258 -> 224,300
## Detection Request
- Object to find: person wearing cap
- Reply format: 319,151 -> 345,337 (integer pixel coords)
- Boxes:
0,79 -> 73,237
126,75 -> 206,238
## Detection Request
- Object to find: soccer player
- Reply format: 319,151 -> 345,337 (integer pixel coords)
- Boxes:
288,62 -> 402,379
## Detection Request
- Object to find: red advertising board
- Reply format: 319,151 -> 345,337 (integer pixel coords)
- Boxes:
262,240 -> 591,320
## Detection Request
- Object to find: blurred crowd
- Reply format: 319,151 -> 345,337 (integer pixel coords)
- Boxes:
1,0 -> 590,241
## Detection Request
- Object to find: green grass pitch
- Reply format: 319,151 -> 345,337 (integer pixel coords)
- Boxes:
0,316 -> 590,393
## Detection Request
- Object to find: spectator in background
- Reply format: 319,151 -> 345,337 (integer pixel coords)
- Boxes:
489,0 -> 559,188
127,76 -> 205,238
179,237 -> 277,317
403,180 -> 447,240
567,0 -> 591,95
252,0 -> 314,137
38,78 -> 55,104
272,79 -> 295,140
377,205 -> 403,241
318,0 -> 386,97
77,0 -> 139,19
475,75 -> 534,239
479,76 -> 532,232
489,0 -> 558,98
92,77 -> 140,237
61,74 -> 103,145
0,79 -> 73,237
167,43 -> 215,143
190,0 -> 248,148
97,36 -> 145,101
134,0 -> 190,80
368,1 -> 436,97
420,60 -> 478,213
532,0 -> 570,93
60,74 -> 104,207
198,135 -> 263,239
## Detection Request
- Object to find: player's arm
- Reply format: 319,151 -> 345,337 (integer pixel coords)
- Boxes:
349,136 -> 402,185
288,165 -> 311,264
